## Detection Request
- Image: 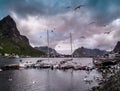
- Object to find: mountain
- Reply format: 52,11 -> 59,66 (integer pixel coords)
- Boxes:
0,15 -> 45,57
73,47 -> 107,57
113,41 -> 120,53
35,46 -> 59,56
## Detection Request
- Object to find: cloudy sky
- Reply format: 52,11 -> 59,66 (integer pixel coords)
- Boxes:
0,0 -> 120,54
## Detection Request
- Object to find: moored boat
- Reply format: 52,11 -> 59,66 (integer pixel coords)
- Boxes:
1,64 -> 19,71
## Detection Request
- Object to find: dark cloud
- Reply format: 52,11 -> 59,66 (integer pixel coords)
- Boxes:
1,0 -> 120,25
1,0 -> 85,17
1,0 -> 120,53
87,0 -> 120,25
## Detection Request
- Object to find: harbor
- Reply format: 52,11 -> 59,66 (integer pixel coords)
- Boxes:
1,0 -> 120,91
0,57 -> 101,91
0,57 -> 120,91
0,58 -> 94,71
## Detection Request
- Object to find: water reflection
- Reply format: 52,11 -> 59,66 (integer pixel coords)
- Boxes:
0,58 -> 101,91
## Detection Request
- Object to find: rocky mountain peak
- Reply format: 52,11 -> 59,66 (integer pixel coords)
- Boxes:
0,15 -> 20,38
1,15 -> 16,27
113,41 -> 120,53
0,15 -> 29,44
0,15 -> 45,56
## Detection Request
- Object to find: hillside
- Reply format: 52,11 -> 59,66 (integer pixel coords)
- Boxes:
73,47 -> 107,57
35,46 -> 60,56
0,15 -> 45,57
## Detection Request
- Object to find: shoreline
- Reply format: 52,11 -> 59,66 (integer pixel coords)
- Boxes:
92,63 -> 120,91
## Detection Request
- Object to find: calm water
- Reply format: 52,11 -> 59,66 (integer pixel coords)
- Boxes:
0,58 -> 101,91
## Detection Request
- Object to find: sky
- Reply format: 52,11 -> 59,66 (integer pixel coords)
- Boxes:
0,0 -> 120,54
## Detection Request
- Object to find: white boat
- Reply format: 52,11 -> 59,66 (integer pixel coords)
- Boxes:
19,61 -> 35,68
0,69 -> 2,72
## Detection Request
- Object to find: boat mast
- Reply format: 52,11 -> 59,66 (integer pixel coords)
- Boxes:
70,33 -> 73,59
47,30 -> 50,61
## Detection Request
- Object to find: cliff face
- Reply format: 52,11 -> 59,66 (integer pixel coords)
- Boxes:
0,15 -> 45,56
113,41 -> 120,53
73,47 -> 107,57
0,15 -> 29,44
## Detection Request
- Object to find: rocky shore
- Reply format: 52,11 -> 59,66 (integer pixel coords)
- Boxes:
99,71 -> 120,91
92,64 -> 120,91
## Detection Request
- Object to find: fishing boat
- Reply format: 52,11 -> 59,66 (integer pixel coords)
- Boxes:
1,64 -> 19,71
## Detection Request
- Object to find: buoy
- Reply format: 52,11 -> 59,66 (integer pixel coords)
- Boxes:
19,59 -> 22,63
84,78 -> 87,81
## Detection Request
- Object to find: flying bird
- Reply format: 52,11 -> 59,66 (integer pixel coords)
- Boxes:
80,36 -> 86,39
103,24 -> 107,27
88,22 -> 95,25
74,5 -> 86,10
104,31 -> 111,34
66,6 -> 71,9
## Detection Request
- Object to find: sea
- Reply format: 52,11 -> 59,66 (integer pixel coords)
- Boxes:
0,58 -> 102,91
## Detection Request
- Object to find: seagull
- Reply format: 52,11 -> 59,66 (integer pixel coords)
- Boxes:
84,78 -> 87,81
66,6 -> 71,9
80,36 -> 86,39
74,5 -> 86,10
0,69 -> 2,72
8,78 -> 12,81
88,22 -> 95,25
84,77 -> 93,83
104,31 -> 111,34
32,81 -> 36,84
103,24 -> 107,27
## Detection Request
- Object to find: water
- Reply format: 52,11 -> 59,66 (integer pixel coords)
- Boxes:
0,58 -> 101,91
